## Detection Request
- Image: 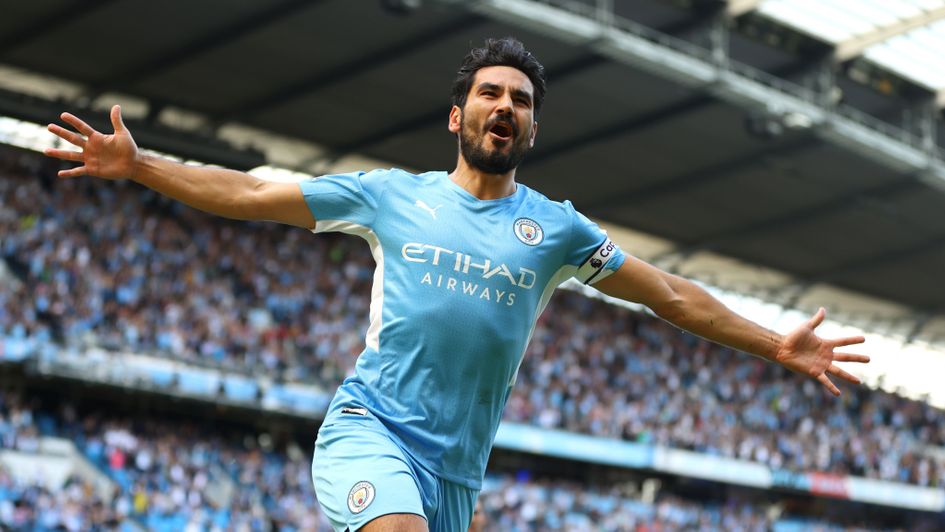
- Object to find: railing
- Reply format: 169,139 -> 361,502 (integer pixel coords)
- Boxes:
523,0 -> 945,160
835,103 -> 937,154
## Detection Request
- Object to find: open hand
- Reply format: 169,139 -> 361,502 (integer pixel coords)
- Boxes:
774,307 -> 869,396
44,105 -> 139,179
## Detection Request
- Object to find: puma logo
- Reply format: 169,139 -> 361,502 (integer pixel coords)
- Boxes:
414,200 -> 442,219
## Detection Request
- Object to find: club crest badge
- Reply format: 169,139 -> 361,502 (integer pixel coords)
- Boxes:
347,481 -> 375,514
514,218 -> 544,246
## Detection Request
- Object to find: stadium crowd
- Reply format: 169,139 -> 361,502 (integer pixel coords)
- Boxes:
3,389 -> 903,532
1,388 -> 331,531
0,390 -> 123,531
478,475 -> 775,531
2,142 -> 945,494
76,418 -> 323,531
506,295 -> 945,486
0,147 -> 371,386
0,466 -> 121,532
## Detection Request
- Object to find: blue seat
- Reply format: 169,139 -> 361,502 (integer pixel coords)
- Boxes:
147,367 -> 175,388
222,376 -> 258,402
177,370 -> 218,396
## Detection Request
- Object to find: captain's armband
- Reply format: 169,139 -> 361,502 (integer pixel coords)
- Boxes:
576,238 -> 620,284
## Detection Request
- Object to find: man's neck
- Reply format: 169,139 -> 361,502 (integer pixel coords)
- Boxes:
448,159 -> 517,200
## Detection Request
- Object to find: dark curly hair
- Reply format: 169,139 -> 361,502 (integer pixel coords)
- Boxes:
450,37 -> 547,117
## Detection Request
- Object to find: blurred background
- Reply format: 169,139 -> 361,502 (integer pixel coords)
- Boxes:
2,0 -> 945,530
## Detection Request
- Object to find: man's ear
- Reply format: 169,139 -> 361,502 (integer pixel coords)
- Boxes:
448,105 -> 462,134
529,121 -> 539,148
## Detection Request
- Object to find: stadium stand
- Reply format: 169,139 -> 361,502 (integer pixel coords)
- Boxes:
0,386 -> 913,531
4,0 -> 945,529
508,294 -> 945,486
0,467 -> 121,532
3,143 -> 945,494
4,141 -> 945,529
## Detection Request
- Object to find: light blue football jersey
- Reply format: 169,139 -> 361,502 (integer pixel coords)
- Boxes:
299,169 -> 626,489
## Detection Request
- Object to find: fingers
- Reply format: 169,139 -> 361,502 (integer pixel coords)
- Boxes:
47,123 -> 86,147
60,112 -> 96,137
831,335 -> 866,348
110,104 -> 125,133
808,307 -> 826,330
57,166 -> 88,178
833,352 -> 869,363
827,364 -> 860,385
43,148 -> 84,162
817,373 -> 840,396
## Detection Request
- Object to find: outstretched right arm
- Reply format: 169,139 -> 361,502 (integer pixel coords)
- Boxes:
45,105 -> 315,229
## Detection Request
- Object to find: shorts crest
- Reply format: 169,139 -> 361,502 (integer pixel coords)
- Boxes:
347,481 -> 375,514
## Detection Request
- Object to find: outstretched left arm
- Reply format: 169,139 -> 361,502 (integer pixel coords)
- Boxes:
593,257 -> 869,395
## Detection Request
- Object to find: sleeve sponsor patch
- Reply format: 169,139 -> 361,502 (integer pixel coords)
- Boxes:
576,238 -> 620,285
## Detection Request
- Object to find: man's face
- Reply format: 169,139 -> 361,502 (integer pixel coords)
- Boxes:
450,66 -> 538,175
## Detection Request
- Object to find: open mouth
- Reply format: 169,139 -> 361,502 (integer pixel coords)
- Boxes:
488,121 -> 514,141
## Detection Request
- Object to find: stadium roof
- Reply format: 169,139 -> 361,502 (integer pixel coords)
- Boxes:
755,0 -> 945,99
864,19 -> 945,99
1,0 -> 945,342
758,0 -> 945,55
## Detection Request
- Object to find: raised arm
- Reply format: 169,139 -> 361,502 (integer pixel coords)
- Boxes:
45,105 -> 315,229
593,258 -> 869,395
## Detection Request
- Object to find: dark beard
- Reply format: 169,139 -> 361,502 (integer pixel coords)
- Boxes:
459,115 -> 529,175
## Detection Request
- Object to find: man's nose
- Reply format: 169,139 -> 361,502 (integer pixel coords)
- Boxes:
495,94 -> 513,113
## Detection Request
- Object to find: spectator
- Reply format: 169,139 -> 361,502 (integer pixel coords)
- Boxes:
3,143 -> 945,489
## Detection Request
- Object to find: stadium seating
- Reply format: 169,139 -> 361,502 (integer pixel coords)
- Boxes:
2,144 -> 944,492
1,388 -> 903,531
